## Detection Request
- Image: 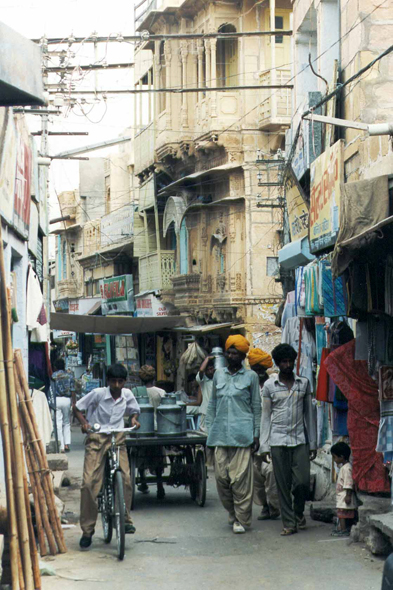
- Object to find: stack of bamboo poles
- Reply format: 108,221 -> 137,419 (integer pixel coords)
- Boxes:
0,224 -> 66,589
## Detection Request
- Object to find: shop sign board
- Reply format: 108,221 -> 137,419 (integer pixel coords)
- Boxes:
285,168 -> 309,241
54,299 -> 69,313
309,139 -> 344,254
100,274 -> 134,316
0,111 -> 17,224
13,119 -> 32,239
135,293 -> 171,318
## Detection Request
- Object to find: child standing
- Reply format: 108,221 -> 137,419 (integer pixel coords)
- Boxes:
331,442 -> 357,537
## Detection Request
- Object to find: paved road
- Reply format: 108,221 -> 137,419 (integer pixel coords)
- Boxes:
43,427 -> 384,590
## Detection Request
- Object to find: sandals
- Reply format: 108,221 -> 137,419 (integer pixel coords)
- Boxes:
280,528 -> 298,536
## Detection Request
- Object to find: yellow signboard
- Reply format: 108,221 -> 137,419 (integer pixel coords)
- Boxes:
285,169 -> 309,241
309,139 -> 344,253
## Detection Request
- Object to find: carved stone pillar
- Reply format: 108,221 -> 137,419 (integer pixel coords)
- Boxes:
210,38 -> 217,118
197,39 -> 204,102
164,41 -> 172,129
154,41 -> 161,120
180,40 -> 189,129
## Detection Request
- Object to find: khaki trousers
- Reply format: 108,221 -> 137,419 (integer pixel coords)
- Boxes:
253,455 -> 280,512
214,446 -> 253,527
80,433 -> 133,535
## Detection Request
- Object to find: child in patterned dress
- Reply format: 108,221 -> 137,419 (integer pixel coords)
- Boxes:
331,442 -> 357,537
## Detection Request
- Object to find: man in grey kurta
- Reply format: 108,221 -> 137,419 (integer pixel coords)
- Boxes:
260,343 -> 317,536
206,335 -> 261,534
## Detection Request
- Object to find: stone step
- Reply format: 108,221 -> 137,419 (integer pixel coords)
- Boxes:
47,454 -> 68,472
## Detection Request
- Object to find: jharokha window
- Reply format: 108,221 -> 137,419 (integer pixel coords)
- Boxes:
216,24 -> 238,88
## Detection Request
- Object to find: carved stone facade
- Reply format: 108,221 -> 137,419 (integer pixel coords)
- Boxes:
133,0 -> 292,335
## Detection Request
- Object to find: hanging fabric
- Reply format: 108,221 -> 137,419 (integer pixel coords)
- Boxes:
304,263 -> 323,316
320,260 -> 347,317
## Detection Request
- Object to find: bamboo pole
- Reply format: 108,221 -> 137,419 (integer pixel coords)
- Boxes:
0,283 -> 19,587
15,368 -> 57,556
14,351 -> 66,554
20,448 -> 41,590
0,225 -> 34,589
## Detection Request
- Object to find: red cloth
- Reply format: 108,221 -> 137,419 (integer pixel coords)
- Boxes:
325,340 -> 389,494
316,348 -> 330,402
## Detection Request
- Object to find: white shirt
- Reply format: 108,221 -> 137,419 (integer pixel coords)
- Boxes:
336,462 -> 357,510
76,387 -> 140,430
196,373 -> 214,415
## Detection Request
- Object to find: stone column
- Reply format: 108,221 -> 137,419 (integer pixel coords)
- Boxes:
205,39 -> 211,116
197,39 -> 204,102
154,41 -> 161,120
164,41 -> 172,129
180,40 -> 189,129
210,38 -> 217,118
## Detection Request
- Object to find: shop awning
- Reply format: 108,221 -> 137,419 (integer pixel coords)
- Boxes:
50,313 -> 186,334
87,301 -> 102,315
278,237 -> 315,270
158,163 -> 241,196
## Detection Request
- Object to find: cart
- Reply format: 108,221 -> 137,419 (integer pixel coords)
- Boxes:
126,431 -> 207,509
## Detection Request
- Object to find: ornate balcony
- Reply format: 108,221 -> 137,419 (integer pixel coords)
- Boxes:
57,279 -> 80,299
139,250 -> 176,292
259,68 -> 291,132
172,273 -> 201,310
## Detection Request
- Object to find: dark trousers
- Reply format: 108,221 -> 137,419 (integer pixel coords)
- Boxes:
271,444 -> 310,529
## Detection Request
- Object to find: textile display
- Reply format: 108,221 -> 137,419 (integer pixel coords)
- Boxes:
331,175 -> 389,279
324,340 -> 390,493
281,316 -> 316,392
305,263 -> 323,316
332,408 -> 348,436
386,256 -> 393,317
315,318 -> 327,364
317,402 -> 330,448
316,348 -> 330,402
379,366 -> 393,401
320,260 -> 347,317
376,401 -> 393,454
295,267 -> 306,316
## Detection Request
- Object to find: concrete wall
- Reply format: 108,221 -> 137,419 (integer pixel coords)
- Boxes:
79,159 -> 106,222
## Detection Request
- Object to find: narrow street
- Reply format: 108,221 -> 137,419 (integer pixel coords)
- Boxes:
43,428 -> 384,590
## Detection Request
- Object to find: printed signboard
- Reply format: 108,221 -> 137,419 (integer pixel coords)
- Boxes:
0,110 -> 17,224
13,119 -> 32,239
309,140 -> 344,254
285,168 -> 309,241
135,293 -> 171,318
100,275 -> 134,315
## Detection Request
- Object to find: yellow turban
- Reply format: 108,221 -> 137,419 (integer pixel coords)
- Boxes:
248,348 -> 273,369
225,335 -> 250,355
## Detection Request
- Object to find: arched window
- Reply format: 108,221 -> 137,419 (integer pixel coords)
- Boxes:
159,41 -> 166,112
217,24 -> 238,88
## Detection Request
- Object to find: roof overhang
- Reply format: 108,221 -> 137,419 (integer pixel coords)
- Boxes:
278,236 -> 315,270
50,312 -> 186,334
0,22 -> 45,106
158,164 -> 242,196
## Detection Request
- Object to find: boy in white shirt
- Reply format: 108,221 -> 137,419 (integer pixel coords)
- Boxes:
74,364 -> 140,549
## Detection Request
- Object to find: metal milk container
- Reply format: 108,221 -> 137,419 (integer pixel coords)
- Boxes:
157,395 -> 186,436
212,347 -> 227,370
136,396 -> 155,436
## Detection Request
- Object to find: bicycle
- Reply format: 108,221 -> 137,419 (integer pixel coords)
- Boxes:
90,424 -> 137,560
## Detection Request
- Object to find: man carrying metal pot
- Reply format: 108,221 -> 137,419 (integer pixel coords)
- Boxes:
206,335 -> 261,535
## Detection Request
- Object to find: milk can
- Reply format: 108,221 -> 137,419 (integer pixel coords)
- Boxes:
136,396 -> 155,436
212,346 -> 227,370
157,395 -> 186,436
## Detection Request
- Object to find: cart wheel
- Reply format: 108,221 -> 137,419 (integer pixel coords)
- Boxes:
129,450 -> 137,510
185,447 -> 197,500
195,450 -> 206,507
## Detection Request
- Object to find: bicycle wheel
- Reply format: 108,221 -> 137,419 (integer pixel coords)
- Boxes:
101,480 -> 113,544
195,450 -> 206,507
114,470 -> 126,560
